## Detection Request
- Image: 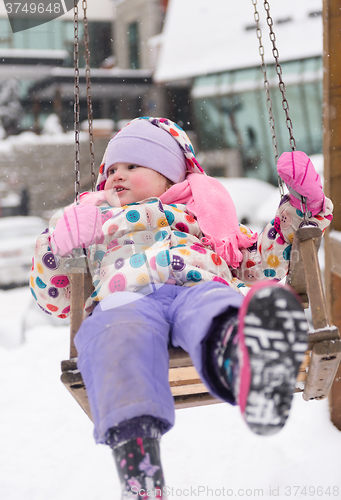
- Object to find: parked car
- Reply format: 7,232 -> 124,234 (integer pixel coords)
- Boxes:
0,216 -> 47,288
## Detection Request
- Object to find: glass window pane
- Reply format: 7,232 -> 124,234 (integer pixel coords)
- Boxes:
128,22 -> 139,69
192,57 -> 323,183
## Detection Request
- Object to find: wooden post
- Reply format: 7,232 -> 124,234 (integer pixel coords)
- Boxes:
323,0 -> 341,430
69,273 -> 86,359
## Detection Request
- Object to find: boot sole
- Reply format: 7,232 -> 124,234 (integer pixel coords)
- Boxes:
238,282 -> 308,435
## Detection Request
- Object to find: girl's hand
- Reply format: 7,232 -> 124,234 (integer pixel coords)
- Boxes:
277,151 -> 325,216
51,204 -> 104,257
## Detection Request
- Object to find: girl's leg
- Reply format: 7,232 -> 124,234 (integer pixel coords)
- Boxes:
74,289 -> 176,498
170,281 -> 308,435
168,281 -> 243,404
74,290 -> 176,444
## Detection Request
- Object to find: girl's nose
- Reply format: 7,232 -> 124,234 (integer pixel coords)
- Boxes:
112,168 -> 125,181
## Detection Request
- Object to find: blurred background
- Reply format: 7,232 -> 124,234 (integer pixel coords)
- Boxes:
0,0 -> 323,212
0,0 -> 324,289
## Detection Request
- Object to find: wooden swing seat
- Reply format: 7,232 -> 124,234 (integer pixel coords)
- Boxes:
61,225 -> 341,419
61,348 -> 218,421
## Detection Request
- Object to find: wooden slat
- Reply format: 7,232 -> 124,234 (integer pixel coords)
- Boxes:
303,340 -> 341,401
329,272 -> 341,426
287,226 -> 322,312
307,325 -> 340,347
296,352 -> 311,383
173,393 -> 221,409
61,370 -> 92,419
298,230 -> 328,330
286,226 -> 322,309
323,0 -> 341,429
329,232 -> 341,279
169,366 -> 202,387
65,256 -> 94,358
171,383 -> 208,396
69,273 -> 86,358
168,347 -> 193,368
61,358 -> 78,372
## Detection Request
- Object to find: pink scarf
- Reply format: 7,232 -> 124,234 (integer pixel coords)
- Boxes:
81,174 -> 257,269
160,173 -> 257,268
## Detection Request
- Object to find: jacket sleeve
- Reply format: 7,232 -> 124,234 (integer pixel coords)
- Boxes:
30,227 -> 72,318
233,194 -> 333,285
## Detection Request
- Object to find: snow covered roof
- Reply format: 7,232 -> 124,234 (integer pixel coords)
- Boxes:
0,49 -> 69,60
27,67 -> 153,101
154,0 -> 323,82
0,49 -> 69,81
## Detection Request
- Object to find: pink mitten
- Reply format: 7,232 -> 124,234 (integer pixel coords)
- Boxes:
51,204 -> 103,257
277,151 -> 325,216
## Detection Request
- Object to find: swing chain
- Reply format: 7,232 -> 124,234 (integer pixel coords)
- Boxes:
252,0 -> 284,198
262,1 -> 311,220
263,1 -> 297,153
82,0 -> 96,192
74,0 -> 81,204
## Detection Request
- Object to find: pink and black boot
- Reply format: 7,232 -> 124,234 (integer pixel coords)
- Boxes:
236,282 -> 308,434
106,416 -> 167,499
206,282 -> 308,435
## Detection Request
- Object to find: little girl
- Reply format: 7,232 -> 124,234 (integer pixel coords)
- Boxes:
30,117 -> 333,499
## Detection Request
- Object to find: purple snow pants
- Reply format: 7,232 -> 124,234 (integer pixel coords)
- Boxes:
75,282 -> 243,443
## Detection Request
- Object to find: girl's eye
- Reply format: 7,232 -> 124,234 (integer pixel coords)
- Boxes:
108,164 -> 138,175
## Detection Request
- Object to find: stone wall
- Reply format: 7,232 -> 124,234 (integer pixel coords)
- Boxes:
0,136 -> 109,217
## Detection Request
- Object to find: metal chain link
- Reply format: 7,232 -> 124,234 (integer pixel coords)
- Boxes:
82,0 -> 96,192
73,0 -> 81,204
262,1 -> 311,222
263,0 -> 297,152
251,0 -> 284,198
252,0 -> 284,197
256,1 -> 308,218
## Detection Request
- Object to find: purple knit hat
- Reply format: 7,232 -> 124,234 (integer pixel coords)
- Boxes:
96,117 -> 205,191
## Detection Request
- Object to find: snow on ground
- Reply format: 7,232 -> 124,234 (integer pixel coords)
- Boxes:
1,285 -> 340,500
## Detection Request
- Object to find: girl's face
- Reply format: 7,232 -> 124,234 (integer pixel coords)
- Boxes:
104,162 -> 169,206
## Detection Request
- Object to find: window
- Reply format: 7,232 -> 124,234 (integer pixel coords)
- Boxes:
192,57 -> 323,183
128,22 -> 139,69
89,22 -> 112,68
0,18 -> 112,69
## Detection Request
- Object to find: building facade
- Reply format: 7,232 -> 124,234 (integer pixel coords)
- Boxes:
191,56 -> 323,183
0,0 -> 115,133
155,0 -> 324,183
0,0 -> 187,134
114,0 -> 165,70
111,0 -> 192,128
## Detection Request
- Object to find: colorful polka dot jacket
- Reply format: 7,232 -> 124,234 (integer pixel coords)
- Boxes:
30,193 -> 333,319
